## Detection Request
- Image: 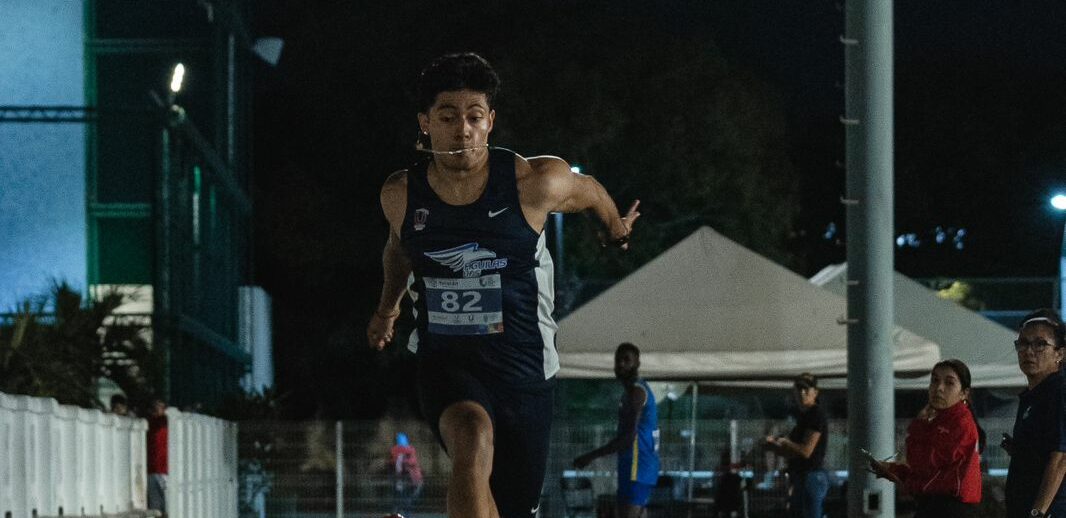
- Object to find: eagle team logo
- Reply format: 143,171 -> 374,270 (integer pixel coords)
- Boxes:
425,243 -> 508,278
413,208 -> 429,231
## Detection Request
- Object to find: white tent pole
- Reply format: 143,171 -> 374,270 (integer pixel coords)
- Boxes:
336,420 -> 344,518
687,382 -> 698,503
729,419 -> 738,464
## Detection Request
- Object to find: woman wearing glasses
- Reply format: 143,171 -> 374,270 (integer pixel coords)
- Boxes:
868,359 -> 983,517
1003,309 -> 1066,518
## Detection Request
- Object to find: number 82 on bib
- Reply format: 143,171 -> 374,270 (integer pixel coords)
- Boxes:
424,274 -> 504,335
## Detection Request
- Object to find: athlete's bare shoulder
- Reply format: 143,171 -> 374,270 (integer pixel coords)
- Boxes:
380,169 -> 408,229
518,155 -> 574,210
525,154 -> 571,179
621,383 -> 648,411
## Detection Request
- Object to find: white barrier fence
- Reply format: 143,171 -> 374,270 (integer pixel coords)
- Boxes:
0,392 -> 238,518
0,392 -> 146,517
165,407 -> 239,518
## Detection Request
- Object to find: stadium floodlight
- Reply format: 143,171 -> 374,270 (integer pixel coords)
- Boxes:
1051,194 -> 1066,211
170,63 -> 186,94
1054,193 -> 1066,313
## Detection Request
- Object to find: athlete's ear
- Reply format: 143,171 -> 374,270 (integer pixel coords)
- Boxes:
487,109 -> 495,133
417,112 -> 429,134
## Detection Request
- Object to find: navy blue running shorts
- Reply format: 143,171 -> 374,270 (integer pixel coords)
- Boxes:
417,348 -> 555,518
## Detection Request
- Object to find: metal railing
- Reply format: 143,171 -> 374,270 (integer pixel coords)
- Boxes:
236,417 -> 1015,518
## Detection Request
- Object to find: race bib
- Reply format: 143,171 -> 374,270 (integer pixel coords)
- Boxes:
424,275 -> 504,335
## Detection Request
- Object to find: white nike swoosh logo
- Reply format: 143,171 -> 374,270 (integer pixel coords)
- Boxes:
488,207 -> 509,218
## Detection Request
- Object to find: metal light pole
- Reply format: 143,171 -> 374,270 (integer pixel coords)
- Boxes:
843,0 -> 896,515
1052,194 -> 1066,312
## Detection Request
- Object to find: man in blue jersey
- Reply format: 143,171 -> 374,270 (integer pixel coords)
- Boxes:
367,53 -> 640,518
574,343 -> 660,518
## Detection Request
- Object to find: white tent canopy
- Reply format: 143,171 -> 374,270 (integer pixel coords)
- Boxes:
557,227 -> 941,381
811,264 -> 1024,388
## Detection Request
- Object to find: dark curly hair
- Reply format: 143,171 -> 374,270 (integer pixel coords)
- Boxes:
616,342 -> 640,358
415,52 -> 500,113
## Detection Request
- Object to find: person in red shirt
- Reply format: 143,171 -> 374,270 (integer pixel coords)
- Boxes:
870,359 -> 982,517
389,432 -> 423,516
146,398 -> 169,515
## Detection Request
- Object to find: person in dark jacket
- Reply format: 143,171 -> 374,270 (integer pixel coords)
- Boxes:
870,359 -> 982,517
1003,309 -> 1066,518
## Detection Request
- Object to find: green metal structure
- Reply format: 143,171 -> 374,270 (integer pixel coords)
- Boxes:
85,0 -> 254,408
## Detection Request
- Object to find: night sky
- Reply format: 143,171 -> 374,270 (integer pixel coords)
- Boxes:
250,1 -> 1066,417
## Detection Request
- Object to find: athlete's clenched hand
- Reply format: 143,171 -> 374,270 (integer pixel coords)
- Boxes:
367,309 -> 399,350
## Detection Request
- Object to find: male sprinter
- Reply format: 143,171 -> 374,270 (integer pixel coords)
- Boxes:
574,343 -> 661,518
367,53 -> 640,518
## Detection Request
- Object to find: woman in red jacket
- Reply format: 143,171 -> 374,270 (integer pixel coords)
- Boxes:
870,359 -> 982,517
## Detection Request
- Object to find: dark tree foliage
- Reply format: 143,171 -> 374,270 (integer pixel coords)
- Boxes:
488,6 -> 800,301
0,282 -> 163,410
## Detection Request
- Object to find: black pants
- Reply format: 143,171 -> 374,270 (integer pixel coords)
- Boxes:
913,495 -> 978,518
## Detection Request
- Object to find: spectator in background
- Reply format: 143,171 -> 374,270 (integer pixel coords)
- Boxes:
147,398 -> 168,515
714,450 -> 744,518
390,432 -> 424,516
869,359 -> 982,517
110,394 -> 129,416
765,373 -> 829,518
573,343 -> 660,518
1003,309 -> 1066,518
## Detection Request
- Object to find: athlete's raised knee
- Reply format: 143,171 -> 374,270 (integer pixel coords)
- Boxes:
439,401 -> 494,463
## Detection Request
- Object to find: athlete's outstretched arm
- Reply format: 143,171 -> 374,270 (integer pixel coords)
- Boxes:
528,156 -> 640,249
572,385 -> 647,468
368,171 -> 411,351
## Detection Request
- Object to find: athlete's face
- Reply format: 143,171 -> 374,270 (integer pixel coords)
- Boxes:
927,365 -> 968,410
614,350 -> 639,382
418,89 -> 495,170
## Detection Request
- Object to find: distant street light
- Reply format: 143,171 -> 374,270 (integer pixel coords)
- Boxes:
1053,193 -> 1066,312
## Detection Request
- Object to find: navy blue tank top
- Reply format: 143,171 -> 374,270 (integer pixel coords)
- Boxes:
400,148 -> 559,382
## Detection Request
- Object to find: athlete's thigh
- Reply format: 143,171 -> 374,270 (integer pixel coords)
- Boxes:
488,378 -> 555,518
416,354 -> 495,448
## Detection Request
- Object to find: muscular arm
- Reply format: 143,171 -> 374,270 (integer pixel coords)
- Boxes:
525,156 -> 639,246
574,385 -> 646,467
368,171 -> 411,350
